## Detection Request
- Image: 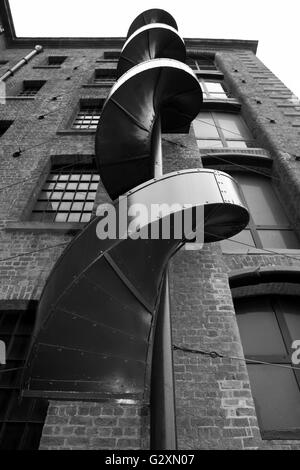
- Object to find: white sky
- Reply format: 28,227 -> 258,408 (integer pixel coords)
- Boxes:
8,0 -> 300,98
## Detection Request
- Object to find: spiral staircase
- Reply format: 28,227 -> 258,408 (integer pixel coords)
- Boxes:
22,9 -> 249,449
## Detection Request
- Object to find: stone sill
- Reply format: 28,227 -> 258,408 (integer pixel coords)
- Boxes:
82,83 -> 114,88
5,221 -> 83,234
32,66 -> 62,69
56,129 -> 95,135
222,248 -> 300,256
0,96 -> 35,101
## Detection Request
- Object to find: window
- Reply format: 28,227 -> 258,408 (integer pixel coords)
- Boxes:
47,56 -> 67,66
234,295 -> 300,439
0,308 -> 48,449
103,51 -> 120,60
31,166 -> 100,223
194,112 -> 253,149
186,57 -> 218,71
198,79 -> 229,99
72,102 -> 103,130
94,69 -> 116,85
19,81 -> 45,97
222,172 -> 300,250
0,121 -> 13,138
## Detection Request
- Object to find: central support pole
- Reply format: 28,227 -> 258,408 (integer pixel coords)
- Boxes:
150,115 -> 177,450
152,115 -> 163,178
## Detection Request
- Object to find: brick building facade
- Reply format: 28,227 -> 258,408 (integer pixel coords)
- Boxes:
0,1 -> 300,450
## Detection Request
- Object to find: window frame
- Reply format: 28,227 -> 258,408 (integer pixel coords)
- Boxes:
235,294 -> 300,440
19,80 -> 45,97
186,56 -> 218,71
93,68 -> 116,85
71,100 -> 104,131
0,307 -> 48,449
30,165 -> 100,224
230,172 -> 299,250
195,111 -> 254,149
198,78 -> 229,100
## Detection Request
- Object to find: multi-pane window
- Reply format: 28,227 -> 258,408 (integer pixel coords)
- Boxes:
72,102 -> 103,130
47,56 -> 67,66
199,79 -> 229,99
0,121 -> 13,138
221,172 -> 300,251
234,295 -> 300,439
31,166 -> 100,223
186,57 -> 218,71
194,112 -> 254,149
94,69 -> 116,85
0,308 -> 48,449
19,81 -> 45,97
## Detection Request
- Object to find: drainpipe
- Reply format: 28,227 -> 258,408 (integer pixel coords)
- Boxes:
150,115 -> 178,450
0,45 -> 43,82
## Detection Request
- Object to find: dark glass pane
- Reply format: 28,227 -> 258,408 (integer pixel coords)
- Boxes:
9,336 -> 29,360
0,423 -> 25,450
234,173 -> 290,226
248,364 -> 300,431
0,390 -> 11,419
235,297 -> 287,356
9,395 -> 32,421
279,297 -> 300,342
17,310 -> 35,335
258,230 -> 300,249
221,229 -> 255,252
217,113 -> 251,140
0,312 -> 19,334
22,424 -> 44,450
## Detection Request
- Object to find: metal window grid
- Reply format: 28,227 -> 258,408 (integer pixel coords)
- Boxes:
31,167 -> 100,223
235,295 -> 300,439
72,107 -> 102,130
0,309 -> 48,450
19,87 -> 39,97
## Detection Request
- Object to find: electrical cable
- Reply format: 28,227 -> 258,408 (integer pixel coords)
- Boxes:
173,344 -> 300,372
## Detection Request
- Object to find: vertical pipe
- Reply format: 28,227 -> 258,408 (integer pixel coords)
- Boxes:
152,115 -> 163,178
150,115 -> 177,450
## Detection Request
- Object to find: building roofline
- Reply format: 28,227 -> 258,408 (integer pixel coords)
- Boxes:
1,0 -> 258,53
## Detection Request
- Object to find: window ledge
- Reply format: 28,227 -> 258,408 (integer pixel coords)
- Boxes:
5,221 -> 84,234
222,247 -> 300,256
202,98 -> 241,111
1,96 -> 35,101
196,71 -> 224,80
32,66 -> 62,69
82,83 -> 114,88
261,429 -> 300,440
201,150 -> 273,168
56,129 -> 96,135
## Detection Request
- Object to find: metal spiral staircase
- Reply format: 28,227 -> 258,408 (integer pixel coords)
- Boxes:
22,9 -> 249,449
